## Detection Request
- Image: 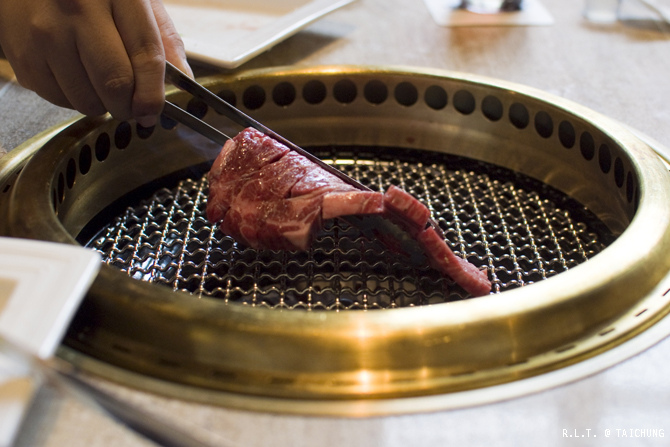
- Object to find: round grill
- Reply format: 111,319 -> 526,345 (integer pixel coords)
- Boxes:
85,148 -> 610,309
3,66 -> 670,415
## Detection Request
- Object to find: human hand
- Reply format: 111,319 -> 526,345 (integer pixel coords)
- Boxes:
0,0 -> 192,127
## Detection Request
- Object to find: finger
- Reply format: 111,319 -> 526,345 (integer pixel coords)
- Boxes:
46,50 -> 107,116
113,0 -> 166,126
150,0 -> 193,78
76,16 -> 136,121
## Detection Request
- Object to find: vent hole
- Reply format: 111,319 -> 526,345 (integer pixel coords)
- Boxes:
160,114 -> 178,130
187,97 -> 208,119
559,120 -> 576,148
243,85 -> 266,110
95,136 -> 111,161
96,133 -> 111,162
364,80 -> 388,105
272,82 -> 296,107
114,122 -> 132,149
599,144 -> 612,173
509,103 -> 529,129
424,85 -> 448,110
216,89 -> 237,108
333,79 -> 357,104
614,157 -> 625,187
580,132 -> 595,161
136,123 -> 155,139
303,80 -> 327,105
79,144 -> 92,175
453,90 -> 476,115
394,82 -> 418,106
534,111 -> 554,139
481,95 -> 503,121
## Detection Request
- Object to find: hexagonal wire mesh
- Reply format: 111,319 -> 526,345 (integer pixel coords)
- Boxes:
85,146 -> 612,310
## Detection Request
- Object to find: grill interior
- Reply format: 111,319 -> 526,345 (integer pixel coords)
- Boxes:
82,147 -> 612,310
3,66 -> 670,415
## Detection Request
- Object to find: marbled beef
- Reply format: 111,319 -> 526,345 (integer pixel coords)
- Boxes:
206,128 -> 491,296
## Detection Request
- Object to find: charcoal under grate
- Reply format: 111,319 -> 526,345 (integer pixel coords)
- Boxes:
85,146 -> 611,310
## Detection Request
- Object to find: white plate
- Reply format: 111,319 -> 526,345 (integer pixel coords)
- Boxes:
0,237 -> 100,447
165,0 -> 357,69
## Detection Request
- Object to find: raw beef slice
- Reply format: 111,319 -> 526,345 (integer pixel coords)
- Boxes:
206,128 -> 491,296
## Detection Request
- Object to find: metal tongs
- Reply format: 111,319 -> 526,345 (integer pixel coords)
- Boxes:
162,62 -> 368,191
161,62 -> 444,240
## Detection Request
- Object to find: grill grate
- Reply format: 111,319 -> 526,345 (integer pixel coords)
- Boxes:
85,146 -> 612,310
